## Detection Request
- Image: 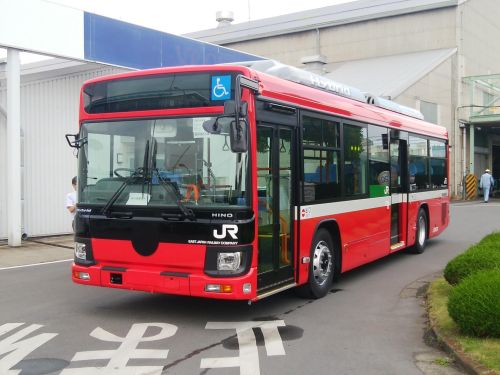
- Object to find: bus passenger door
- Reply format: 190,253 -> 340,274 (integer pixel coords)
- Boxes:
256,125 -> 295,293
389,135 -> 408,250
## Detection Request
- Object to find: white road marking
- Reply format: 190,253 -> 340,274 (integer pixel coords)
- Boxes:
61,323 -> 177,374
453,203 -> 500,208
0,323 -> 58,375
201,320 -> 286,375
0,259 -> 73,271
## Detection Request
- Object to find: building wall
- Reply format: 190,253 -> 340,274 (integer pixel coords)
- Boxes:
0,94 -> 6,238
225,7 -> 457,67
455,0 -> 500,180
322,8 -> 456,64
0,66 -> 125,239
460,0 -> 500,78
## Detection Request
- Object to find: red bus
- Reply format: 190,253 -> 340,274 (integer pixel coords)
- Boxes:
67,61 -> 449,301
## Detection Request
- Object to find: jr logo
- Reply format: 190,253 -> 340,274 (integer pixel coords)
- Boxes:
213,224 -> 238,240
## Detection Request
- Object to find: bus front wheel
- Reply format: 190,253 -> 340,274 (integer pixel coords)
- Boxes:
410,208 -> 428,254
296,229 -> 336,299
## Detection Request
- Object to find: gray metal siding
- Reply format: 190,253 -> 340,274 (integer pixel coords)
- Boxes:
0,92 -> 6,238
0,66 -> 124,239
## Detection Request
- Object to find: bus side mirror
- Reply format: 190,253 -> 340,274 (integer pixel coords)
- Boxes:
230,119 -> 248,153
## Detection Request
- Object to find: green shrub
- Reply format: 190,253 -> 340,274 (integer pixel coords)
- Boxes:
444,241 -> 500,285
447,269 -> 500,337
478,232 -> 500,247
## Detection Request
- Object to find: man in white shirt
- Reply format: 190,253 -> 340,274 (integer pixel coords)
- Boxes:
479,169 -> 495,203
66,176 -> 77,230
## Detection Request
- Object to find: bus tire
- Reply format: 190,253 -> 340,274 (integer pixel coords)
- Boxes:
296,228 -> 336,299
410,208 -> 427,254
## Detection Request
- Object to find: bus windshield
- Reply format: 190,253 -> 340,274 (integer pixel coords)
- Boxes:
78,117 -> 249,209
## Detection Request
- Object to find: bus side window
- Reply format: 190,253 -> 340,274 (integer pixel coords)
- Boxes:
343,124 -> 367,196
302,115 -> 341,202
368,125 -> 390,196
409,135 -> 430,191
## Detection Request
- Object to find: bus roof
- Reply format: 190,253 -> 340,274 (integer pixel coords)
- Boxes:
81,64 -> 448,140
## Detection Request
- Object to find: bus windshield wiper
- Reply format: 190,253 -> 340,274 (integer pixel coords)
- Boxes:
102,140 -> 150,216
153,168 -> 196,221
101,167 -> 144,216
150,139 -> 196,221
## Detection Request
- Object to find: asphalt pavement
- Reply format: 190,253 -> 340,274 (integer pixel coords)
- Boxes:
0,200 -> 500,374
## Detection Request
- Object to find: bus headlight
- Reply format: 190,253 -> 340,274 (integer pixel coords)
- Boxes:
217,252 -> 242,271
75,242 -> 87,260
204,245 -> 252,277
73,237 -> 96,266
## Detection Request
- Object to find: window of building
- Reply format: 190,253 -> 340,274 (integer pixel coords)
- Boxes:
420,101 -> 438,124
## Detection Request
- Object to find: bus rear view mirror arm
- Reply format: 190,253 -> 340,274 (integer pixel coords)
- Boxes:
202,118 -> 222,134
65,133 -> 86,149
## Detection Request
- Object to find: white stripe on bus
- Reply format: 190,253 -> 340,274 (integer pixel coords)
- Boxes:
409,189 -> 448,202
295,189 -> 448,220
391,193 -> 405,204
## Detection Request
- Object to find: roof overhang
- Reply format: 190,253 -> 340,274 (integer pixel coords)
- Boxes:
324,48 -> 457,99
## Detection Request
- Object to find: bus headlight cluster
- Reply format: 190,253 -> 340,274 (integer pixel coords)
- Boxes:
74,242 -> 87,260
204,245 -> 251,277
217,252 -> 242,272
73,237 -> 96,266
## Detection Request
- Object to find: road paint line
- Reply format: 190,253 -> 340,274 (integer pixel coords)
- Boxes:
453,203 -> 500,208
0,259 -> 73,271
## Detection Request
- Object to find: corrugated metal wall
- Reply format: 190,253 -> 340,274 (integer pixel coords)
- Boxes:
0,92 -> 6,238
0,65 -> 126,239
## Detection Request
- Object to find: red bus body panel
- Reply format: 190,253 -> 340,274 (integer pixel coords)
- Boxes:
73,239 -> 259,300
73,65 -> 450,300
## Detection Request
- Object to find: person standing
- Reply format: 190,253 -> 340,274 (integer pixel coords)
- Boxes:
66,176 -> 77,230
479,169 -> 495,203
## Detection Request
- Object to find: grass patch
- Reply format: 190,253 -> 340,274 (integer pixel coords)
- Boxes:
433,357 -> 451,367
428,278 -> 500,373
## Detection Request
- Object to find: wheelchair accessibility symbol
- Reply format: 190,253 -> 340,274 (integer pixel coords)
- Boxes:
211,75 -> 231,100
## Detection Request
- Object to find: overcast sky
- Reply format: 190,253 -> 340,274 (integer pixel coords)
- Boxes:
1,0 -> 356,62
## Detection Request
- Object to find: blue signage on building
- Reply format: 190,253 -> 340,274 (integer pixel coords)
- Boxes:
211,75 -> 232,101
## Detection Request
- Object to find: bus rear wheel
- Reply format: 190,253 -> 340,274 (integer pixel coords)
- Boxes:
410,208 -> 428,254
296,228 -> 336,299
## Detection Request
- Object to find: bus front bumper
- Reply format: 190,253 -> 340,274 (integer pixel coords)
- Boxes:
72,263 -> 257,300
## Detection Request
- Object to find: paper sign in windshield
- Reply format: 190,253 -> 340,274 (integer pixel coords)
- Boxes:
126,193 -> 150,205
